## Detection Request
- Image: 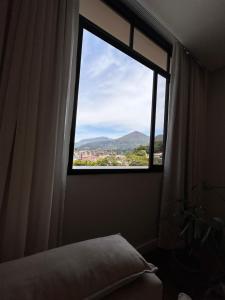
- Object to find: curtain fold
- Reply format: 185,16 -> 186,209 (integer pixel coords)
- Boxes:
0,0 -> 79,262
158,42 -> 207,249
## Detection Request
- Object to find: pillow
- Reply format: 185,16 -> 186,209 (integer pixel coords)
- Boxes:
104,273 -> 162,300
86,235 -> 157,299
178,293 -> 192,300
0,234 -> 157,300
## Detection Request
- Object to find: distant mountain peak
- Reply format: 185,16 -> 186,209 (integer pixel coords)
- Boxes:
75,136 -> 111,148
131,130 -> 145,135
77,136 -> 108,143
75,131 -> 152,151
116,131 -> 148,142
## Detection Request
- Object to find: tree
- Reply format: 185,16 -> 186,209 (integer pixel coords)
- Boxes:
73,159 -> 96,166
135,145 -> 149,154
154,140 -> 163,153
96,156 -> 120,166
133,149 -> 147,156
126,148 -> 148,166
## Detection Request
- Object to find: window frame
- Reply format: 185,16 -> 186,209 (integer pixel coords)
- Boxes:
68,3 -> 171,175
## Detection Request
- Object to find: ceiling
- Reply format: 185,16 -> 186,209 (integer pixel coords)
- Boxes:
136,0 -> 225,70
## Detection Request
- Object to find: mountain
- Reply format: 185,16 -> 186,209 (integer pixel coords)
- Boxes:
155,134 -> 163,142
117,131 -> 149,144
115,131 -> 149,150
75,131 -> 150,151
75,136 -> 111,148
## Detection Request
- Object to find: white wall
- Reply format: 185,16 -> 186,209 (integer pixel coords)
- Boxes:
204,68 -> 225,218
63,173 -> 162,248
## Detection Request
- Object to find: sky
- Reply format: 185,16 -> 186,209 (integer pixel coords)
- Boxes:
75,29 -> 166,142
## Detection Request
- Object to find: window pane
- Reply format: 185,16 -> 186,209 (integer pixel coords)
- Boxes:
80,0 -> 130,45
153,75 -> 166,165
133,28 -> 167,71
73,30 -> 153,170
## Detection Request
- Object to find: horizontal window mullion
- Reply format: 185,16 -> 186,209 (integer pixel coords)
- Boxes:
80,16 -> 170,79
68,166 -> 163,175
102,0 -> 173,56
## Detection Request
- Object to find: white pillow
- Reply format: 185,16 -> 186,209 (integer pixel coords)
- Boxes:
0,234 -> 157,300
178,293 -> 192,300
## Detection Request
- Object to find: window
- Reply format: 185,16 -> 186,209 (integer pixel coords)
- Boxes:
68,0 -> 171,174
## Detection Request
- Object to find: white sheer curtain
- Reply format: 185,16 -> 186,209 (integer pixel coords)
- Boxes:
0,0 -> 79,262
159,43 -> 207,248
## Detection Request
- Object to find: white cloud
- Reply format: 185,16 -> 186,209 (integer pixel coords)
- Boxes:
87,45 -> 118,79
76,67 -> 153,134
75,31 -> 166,139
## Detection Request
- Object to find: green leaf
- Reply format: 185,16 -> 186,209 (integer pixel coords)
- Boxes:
201,226 -> 212,245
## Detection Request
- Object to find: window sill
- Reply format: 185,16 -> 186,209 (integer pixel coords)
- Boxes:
67,166 -> 163,175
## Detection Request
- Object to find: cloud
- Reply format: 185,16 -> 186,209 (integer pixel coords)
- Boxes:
75,30 -> 166,141
88,48 -> 118,79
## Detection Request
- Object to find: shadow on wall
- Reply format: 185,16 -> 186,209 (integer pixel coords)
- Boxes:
204,68 -> 225,220
62,173 -> 163,248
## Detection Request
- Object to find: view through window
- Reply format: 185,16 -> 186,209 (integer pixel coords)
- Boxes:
154,75 -> 166,165
72,29 -> 166,170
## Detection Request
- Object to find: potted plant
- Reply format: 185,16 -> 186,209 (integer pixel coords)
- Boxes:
171,185 -> 225,291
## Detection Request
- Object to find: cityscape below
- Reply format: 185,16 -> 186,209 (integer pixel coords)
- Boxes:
73,131 -> 163,168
